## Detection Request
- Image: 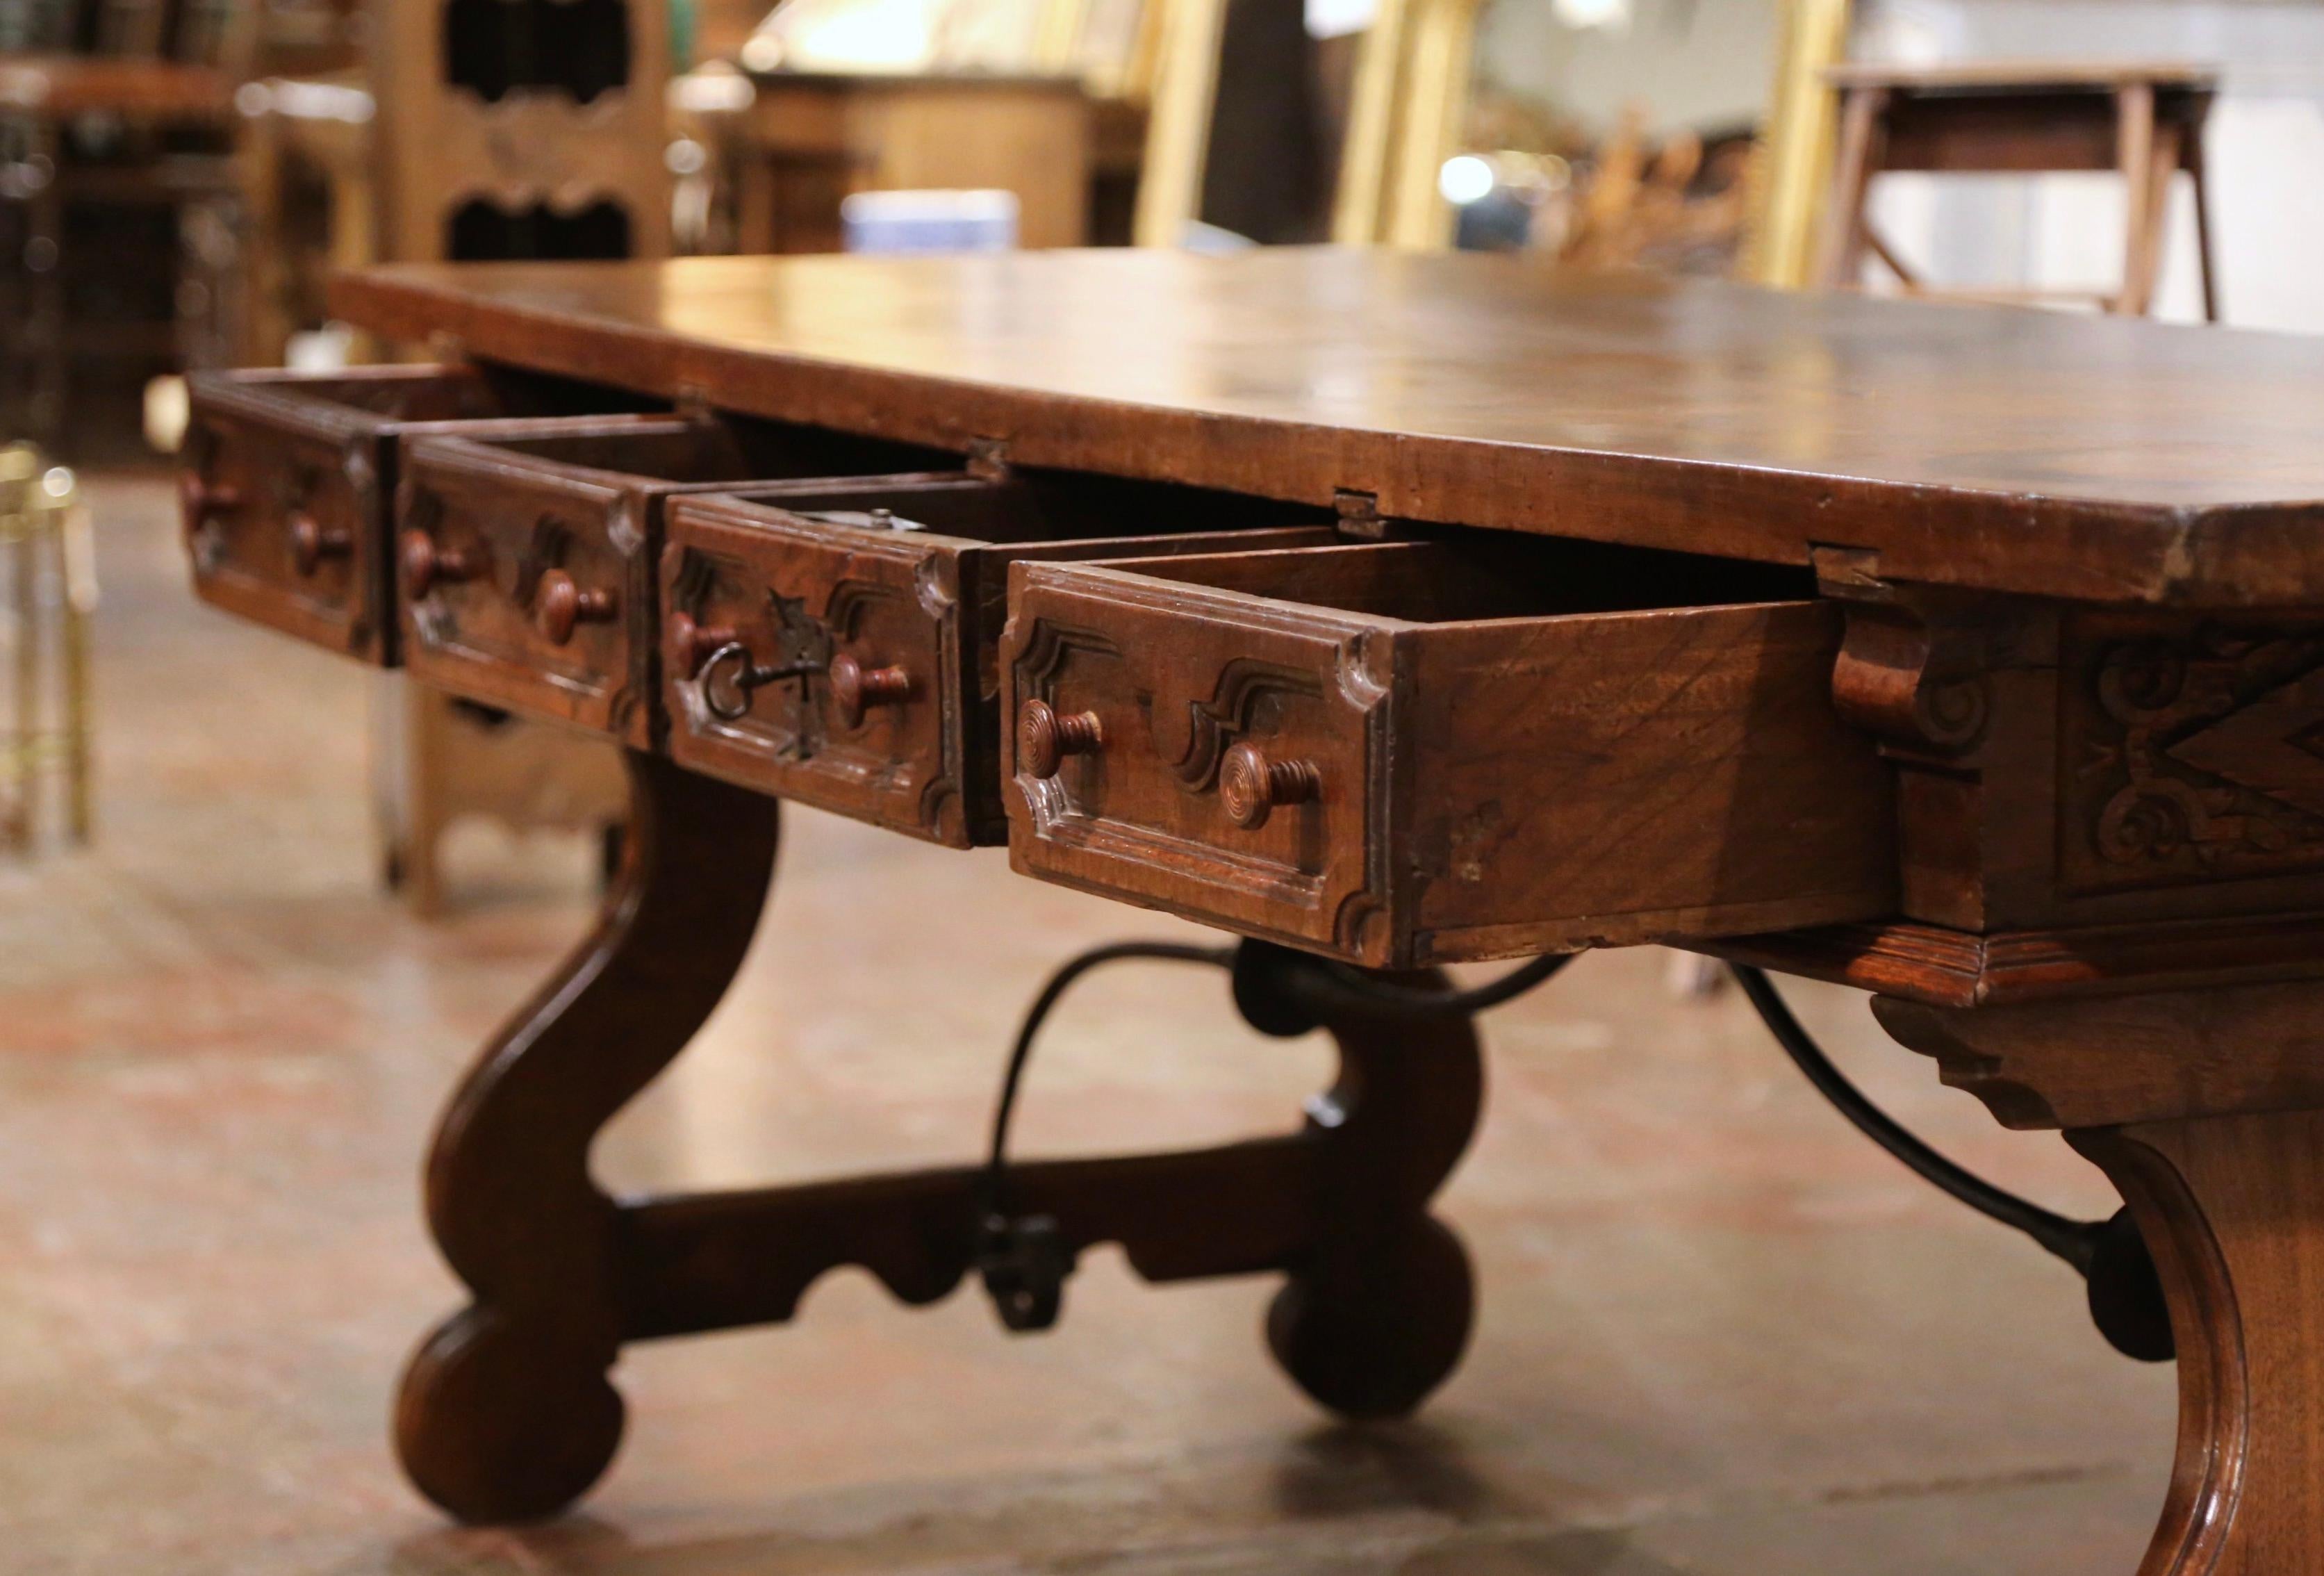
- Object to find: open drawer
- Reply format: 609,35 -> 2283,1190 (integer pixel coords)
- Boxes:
1000,536 -> 1898,967
661,474 -> 1338,845
181,364 -> 664,664
395,416 -> 960,747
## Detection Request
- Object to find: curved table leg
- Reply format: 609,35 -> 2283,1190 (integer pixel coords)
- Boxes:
395,751 -> 780,1523
1267,990 -> 1484,1420
2075,1113 -> 2324,1575
1879,984 -> 2324,1575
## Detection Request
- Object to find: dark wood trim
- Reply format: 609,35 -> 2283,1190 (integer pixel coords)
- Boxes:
1701,909 -> 2324,1008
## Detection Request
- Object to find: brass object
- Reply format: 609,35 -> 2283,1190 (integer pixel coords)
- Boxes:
1138,0 -> 1482,252
1131,0 -> 1231,246
1,443 -> 95,853
1744,0 -> 1854,288
1333,0 -> 1483,249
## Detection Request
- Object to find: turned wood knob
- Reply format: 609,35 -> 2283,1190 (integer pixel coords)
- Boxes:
1219,741 -> 1320,830
535,569 -> 618,646
1018,699 -> 1103,779
289,511 -> 352,577
179,470 -> 238,525
665,610 -> 737,680
830,652 -> 912,729
401,530 -> 477,598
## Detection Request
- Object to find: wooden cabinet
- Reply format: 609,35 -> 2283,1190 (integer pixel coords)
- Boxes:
1001,537 -> 1899,967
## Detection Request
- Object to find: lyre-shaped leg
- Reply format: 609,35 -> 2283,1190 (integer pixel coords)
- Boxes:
1266,992 -> 1483,1418
1879,984 -> 2324,1574
393,751 -> 1485,1525
395,752 -> 778,1523
2075,1113 -> 2324,1575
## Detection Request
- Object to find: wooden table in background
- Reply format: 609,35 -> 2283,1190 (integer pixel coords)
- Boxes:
726,70 -> 1096,252
1815,60 -> 2220,318
182,248 -> 2324,1572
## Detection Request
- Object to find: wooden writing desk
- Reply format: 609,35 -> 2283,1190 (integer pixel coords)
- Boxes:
183,248 -> 2324,1569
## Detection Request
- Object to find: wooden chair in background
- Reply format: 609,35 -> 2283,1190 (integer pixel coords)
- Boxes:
1813,60 -> 2221,318
359,0 -> 667,914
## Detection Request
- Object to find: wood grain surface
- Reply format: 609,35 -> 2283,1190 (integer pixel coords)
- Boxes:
331,248 -> 2324,607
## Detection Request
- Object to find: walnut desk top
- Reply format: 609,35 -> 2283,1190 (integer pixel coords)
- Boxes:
332,247 -> 2324,608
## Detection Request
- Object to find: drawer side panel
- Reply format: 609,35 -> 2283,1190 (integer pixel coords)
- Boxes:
1404,600 -> 1897,960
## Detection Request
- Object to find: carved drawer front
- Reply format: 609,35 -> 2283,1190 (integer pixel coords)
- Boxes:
395,418 -> 965,747
181,365 -> 664,665
662,475 -> 1337,846
1003,538 -> 1899,968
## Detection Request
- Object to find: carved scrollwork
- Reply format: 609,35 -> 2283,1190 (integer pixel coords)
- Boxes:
2061,615 -> 2324,893
1150,659 -> 1326,789
1915,673 -> 1992,753
1831,601 -> 1995,758
2095,638 -> 2186,720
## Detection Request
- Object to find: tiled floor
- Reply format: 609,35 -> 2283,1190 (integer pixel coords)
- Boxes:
0,475 -> 2177,1574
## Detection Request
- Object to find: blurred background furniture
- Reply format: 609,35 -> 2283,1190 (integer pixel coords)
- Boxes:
372,0 -> 672,264
1135,0 -> 1480,249
720,69 -> 1094,252
1747,0 -> 1852,287
1328,0 -> 1480,247
358,0 -> 667,914
0,442 -> 94,853
1814,60 -> 2220,316
0,1 -> 253,457
236,70 -> 374,367
686,0 -> 1156,250
381,691 -> 628,916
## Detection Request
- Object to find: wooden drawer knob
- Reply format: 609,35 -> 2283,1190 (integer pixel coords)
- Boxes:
666,611 -> 738,680
1220,741 -> 1320,831
830,652 -> 912,729
535,568 -> 618,646
1018,699 -> 1103,779
179,470 -> 238,525
401,530 -> 478,598
289,511 -> 352,577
